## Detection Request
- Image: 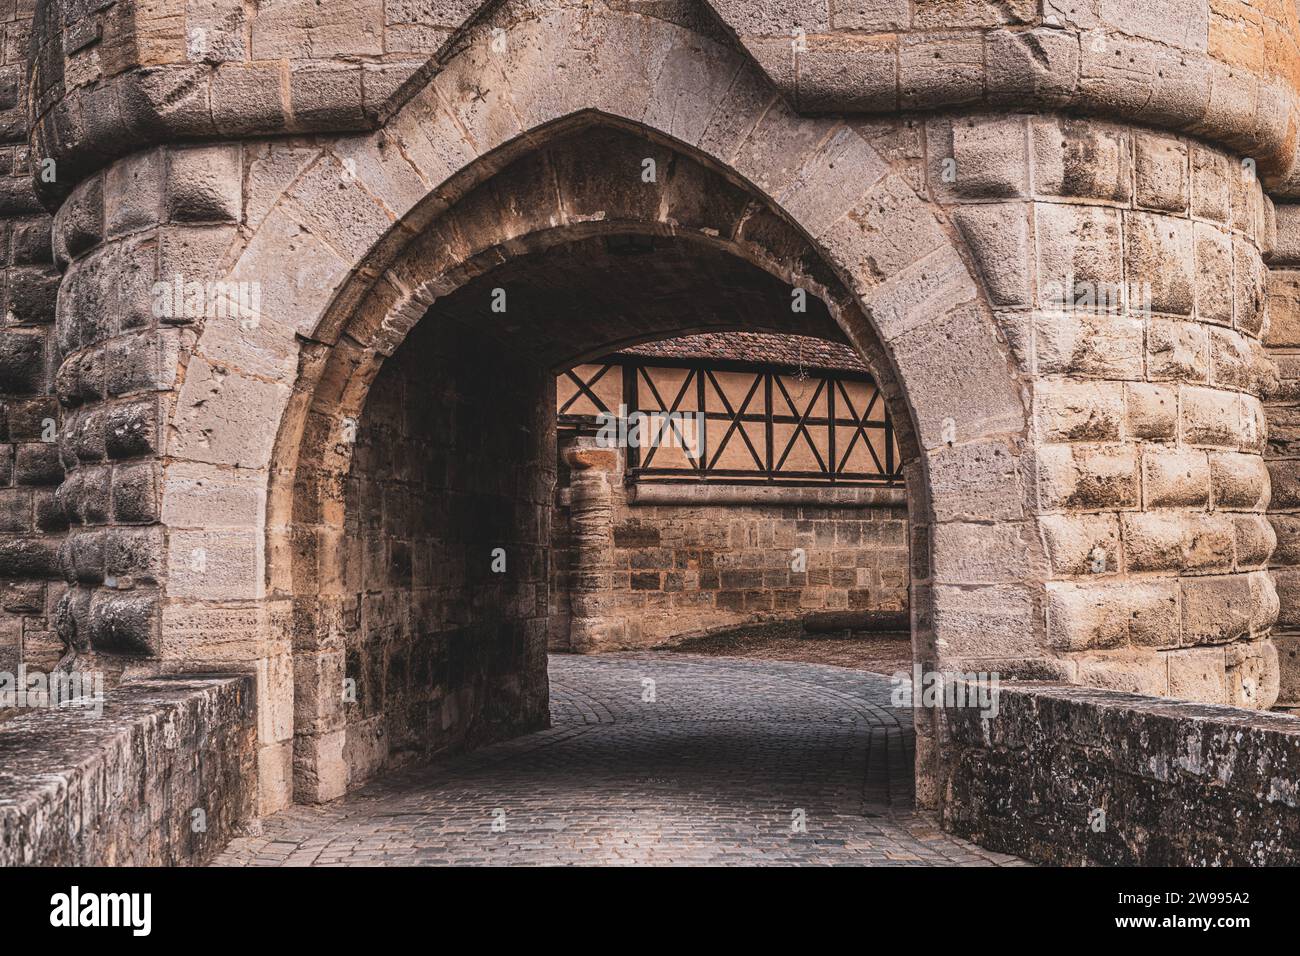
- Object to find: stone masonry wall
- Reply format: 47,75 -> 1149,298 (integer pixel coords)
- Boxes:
940,680 -> 1300,865
0,674 -> 256,866
924,111 -> 1280,704
1264,203 -> 1300,710
330,315 -> 552,791
26,2 -> 1300,202
22,0 -> 1300,817
550,443 -> 908,651
0,0 -> 61,696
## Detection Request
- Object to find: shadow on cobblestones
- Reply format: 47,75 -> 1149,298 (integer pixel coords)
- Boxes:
213,654 -> 1024,866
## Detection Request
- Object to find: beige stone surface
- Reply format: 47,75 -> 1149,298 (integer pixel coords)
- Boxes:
1,0 -> 1292,828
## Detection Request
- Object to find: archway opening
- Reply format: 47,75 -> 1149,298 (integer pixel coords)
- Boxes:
280,121 -> 930,803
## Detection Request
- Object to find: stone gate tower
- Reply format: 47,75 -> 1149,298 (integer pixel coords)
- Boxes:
2,0 -> 1300,816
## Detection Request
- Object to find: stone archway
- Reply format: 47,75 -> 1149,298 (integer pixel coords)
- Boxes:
161,7 -> 1028,811
271,119 -> 961,802
9,0 -> 1287,867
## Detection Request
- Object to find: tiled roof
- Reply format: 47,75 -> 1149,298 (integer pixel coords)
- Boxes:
617,332 -> 868,373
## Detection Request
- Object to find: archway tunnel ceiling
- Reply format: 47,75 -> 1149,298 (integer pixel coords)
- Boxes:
421,234 -> 847,371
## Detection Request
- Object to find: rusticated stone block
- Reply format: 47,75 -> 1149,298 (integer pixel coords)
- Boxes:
1226,639 -> 1280,709
104,149 -> 165,238
166,144 -> 242,222
67,406 -> 108,463
67,528 -> 105,582
1180,386 -> 1244,448
34,490 -> 68,533
952,203 -> 1031,307
1190,144 -> 1234,224
106,526 -> 167,584
1037,442 -> 1139,511
829,0 -> 908,30
1034,203 -> 1123,306
88,587 -> 161,655
1121,511 -> 1235,574
1031,117 -> 1131,203
1036,512 -> 1120,575
1133,132 -> 1188,213
1165,646 -> 1227,703
1046,580 -> 1179,651
52,174 -> 104,264
212,63 -> 288,135
985,27 -> 1080,108
1033,380 -> 1122,442
1125,383 -> 1176,440
1235,242 -> 1268,341
1142,446 -> 1210,508
103,399 -> 160,459
948,115 -> 1029,198
797,35 -> 898,113
898,33 -> 985,111
1181,573 -> 1266,645
1234,514 -> 1276,568
1035,311 -> 1143,379
55,468 -> 104,526
105,330 -> 181,396
290,64 -> 367,129
1210,326 -> 1257,392
1148,318 -> 1207,381
1124,211 -> 1193,316
1193,222 -> 1234,326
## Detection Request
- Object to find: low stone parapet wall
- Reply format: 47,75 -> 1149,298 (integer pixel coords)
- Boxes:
941,682 -> 1300,865
0,674 -> 256,866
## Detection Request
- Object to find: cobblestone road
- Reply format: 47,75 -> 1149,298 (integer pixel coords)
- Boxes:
213,654 -> 1024,866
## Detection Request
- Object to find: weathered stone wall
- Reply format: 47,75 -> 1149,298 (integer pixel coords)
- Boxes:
711,0 -> 1300,193
1265,203 -> 1300,710
929,111 -> 1279,706
26,1 -> 1300,197
324,314 -> 552,792
940,681 -> 1300,865
0,674 -> 256,866
550,445 -> 908,651
18,0 -> 1300,815
0,0 -> 59,698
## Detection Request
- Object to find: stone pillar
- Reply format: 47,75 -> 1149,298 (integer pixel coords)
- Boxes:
564,440 -> 623,653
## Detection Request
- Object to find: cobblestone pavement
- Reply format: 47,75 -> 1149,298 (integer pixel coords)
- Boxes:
213,654 -> 1025,866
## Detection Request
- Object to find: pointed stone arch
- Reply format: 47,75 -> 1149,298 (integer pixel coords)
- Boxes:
161,3 -> 1030,808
